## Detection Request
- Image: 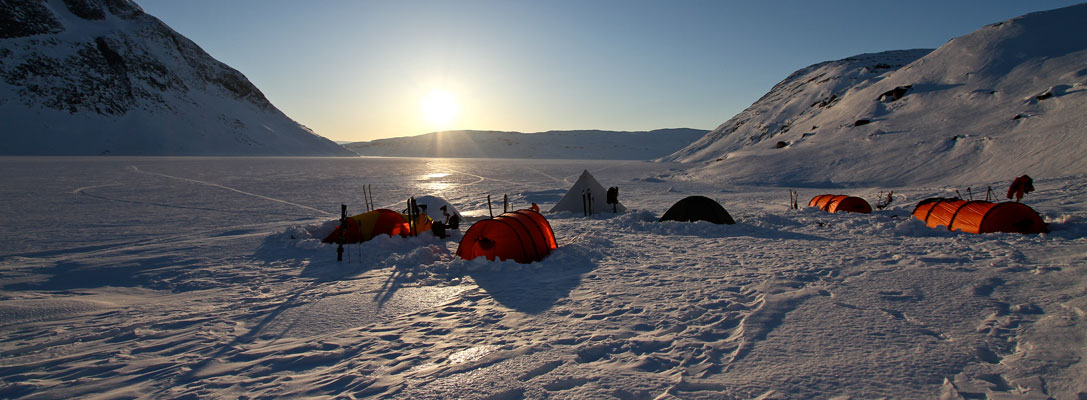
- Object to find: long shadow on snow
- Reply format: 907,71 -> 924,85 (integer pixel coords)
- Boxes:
468,262 -> 595,314
4,257 -> 201,292
642,221 -> 829,242
177,283 -> 315,383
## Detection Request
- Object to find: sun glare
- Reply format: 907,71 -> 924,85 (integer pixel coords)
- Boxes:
421,90 -> 458,130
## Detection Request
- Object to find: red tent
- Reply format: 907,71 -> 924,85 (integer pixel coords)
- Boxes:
456,209 -> 557,263
321,209 -> 432,243
912,199 -> 1047,234
809,194 -> 872,214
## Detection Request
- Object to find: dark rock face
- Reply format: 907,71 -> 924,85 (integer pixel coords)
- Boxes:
63,0 -> 107,20
879,85 -> 913,102
160,30 -> 273,110
103,0 -> 143,19
0,0 -> 63,38
2,33 -> 188,115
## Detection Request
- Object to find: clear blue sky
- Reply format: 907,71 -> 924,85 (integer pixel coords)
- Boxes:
136,0 -> 1082,142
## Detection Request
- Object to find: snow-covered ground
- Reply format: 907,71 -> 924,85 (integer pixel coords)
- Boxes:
1,157 -> 1083,399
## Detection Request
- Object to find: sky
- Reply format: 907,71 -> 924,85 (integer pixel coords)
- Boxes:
135,0 -> 1083,143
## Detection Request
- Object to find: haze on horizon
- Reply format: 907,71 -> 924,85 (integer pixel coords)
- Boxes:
137,0 -> 1083,143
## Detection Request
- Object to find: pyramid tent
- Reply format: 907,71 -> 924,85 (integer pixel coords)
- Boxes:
550,170 -> 626,214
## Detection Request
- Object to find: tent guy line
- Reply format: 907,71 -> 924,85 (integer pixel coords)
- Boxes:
522,166 -> 567,184
128,166 -> 333,216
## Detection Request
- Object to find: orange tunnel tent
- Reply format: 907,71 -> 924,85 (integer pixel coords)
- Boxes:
321,209 -> 433,244
457,209 -> 557,263
809,194 -> 873,214
912,198 -> 1048,234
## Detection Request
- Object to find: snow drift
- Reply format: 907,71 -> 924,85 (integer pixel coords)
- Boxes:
666,4 -> 1087,186
0,0 -> 354,156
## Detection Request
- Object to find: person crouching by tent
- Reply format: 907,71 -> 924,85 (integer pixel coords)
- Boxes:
1007,175 -> 1034,202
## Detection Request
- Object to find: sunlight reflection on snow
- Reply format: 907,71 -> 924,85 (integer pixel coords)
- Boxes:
448,345 -> 499,364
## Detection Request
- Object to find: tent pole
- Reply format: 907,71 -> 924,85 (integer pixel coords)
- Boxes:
487,195 -> 493,218
410,197 -> 418,236
337,204 -> 346,262
588,188 -> 593,216
406,198 -> 410,236
504,194 -> 508,213
365,185 -> 371,211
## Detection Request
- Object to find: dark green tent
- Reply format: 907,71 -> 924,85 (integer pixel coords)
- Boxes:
659,196 -> 736,225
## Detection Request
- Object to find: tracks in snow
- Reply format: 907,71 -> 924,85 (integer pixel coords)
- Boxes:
128,166 -> 332,216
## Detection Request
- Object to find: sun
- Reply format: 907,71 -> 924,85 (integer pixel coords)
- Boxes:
421,89 -> 458,130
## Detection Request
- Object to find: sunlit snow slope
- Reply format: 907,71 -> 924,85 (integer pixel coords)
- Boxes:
0,0 -> 354,156
666,4 -> 1087,187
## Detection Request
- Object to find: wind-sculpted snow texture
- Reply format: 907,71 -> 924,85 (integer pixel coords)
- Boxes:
665,4 -> 1087,187
0,157 -> 1084,399
344,129 -> 708,160
0,0 -> 353,156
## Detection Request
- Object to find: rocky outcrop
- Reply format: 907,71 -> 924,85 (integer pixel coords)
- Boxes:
0,0 -> 62,38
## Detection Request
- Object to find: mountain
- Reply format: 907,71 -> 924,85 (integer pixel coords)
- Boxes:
344,128 -> 708,160
664,4 -> 1087,187
0,0 -> 354,156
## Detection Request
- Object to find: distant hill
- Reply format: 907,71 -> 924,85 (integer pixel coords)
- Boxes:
344,129 -> 708,160
0,0 -> 353,156
665,4 -> 1087,186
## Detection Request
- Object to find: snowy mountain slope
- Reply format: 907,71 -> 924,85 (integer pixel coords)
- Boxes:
343,128 -> 707,160
666,4 -> 1087,187
0,0 -> 354,156
665,49 -> 931,163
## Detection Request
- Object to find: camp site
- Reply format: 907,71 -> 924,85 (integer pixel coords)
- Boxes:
3,155 -> 1083,399
2,2 -> 1086,399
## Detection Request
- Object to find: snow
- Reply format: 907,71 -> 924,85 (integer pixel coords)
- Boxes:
664,4 -> 1087,187
1,156 -> 1084,399
2,3 -> 1086,399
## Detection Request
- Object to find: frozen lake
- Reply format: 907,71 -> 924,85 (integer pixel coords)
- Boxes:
0,156 -> 681,257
